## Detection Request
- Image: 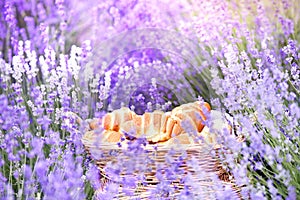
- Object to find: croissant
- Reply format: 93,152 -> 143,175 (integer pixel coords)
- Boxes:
171,101 -> 211,133
87,101 -> 211,144
84,130 -> 123,143
162,133 -> 196,145
151,101 -> 211,143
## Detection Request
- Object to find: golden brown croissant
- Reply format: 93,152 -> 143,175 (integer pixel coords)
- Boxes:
84,130 -> 123,143
162,133 -> 195,145
86,101 -> 211,144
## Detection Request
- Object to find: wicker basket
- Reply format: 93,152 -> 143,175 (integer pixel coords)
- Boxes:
82,131 -> 243,200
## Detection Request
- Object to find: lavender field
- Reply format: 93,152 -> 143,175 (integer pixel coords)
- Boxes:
0,0 -> 299,199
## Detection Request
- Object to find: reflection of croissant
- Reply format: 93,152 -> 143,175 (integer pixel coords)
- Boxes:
89,101 -> 211,144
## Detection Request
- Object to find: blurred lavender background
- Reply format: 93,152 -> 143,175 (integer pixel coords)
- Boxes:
0,0 -> 299,199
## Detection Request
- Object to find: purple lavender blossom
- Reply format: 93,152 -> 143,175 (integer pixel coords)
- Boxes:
0,0 -> 300,199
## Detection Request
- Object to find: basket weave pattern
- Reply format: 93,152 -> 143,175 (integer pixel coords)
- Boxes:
82,134 -> 243,199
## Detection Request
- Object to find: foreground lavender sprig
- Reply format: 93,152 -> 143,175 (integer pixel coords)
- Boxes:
0,1 -> 95,199
210,40 -> 300,198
